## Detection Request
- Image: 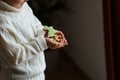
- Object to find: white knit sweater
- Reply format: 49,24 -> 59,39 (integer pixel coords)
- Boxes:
0,1 -> 48,80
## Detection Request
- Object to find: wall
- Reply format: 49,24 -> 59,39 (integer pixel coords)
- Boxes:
57,0 -> 107,80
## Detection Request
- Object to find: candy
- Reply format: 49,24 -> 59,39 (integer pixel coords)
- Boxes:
43,26 -> 61,42
54,35 -> 61,42
43,26 -> 57,37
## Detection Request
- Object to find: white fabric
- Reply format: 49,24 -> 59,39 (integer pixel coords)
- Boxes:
0,1 -> 48,80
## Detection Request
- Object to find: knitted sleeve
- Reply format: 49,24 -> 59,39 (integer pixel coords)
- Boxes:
0,17 -> 48,68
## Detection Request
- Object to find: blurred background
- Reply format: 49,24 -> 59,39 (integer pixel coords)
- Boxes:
28,0 -> 106,80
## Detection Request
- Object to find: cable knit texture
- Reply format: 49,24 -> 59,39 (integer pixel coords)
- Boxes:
0,1 -> 48,80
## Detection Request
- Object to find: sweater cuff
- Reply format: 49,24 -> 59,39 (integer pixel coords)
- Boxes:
36,35 -> 48,51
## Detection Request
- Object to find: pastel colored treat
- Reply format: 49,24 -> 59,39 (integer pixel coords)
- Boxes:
54,35 -> 61,42
43,26 -> 57,37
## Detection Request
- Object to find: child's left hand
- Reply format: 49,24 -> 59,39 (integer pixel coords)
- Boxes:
45,30 -> 68,49
55,30 -> 68,45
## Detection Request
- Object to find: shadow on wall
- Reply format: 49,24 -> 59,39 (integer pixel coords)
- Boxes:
28,0 -> 92,80
28,0 -> 72,26
45,50 -> 91,80
28,0 -> 107,80
27,0 -> 73,73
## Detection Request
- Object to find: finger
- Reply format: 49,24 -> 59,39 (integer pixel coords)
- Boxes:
52,43 -> 65,49
55,31 -> 64,36
61,38 -> 68,45
50,41 -> 66,49
65,40 -> 68,45
46,38 -> 60,47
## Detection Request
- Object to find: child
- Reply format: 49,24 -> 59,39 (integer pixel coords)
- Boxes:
0,0 -> 68,80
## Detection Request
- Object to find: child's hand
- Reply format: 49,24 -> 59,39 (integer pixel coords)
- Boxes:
45,30 -> 68,49
55,30 -> 68,45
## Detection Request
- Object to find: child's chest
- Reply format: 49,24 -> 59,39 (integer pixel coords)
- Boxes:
9,14 -> 38,42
